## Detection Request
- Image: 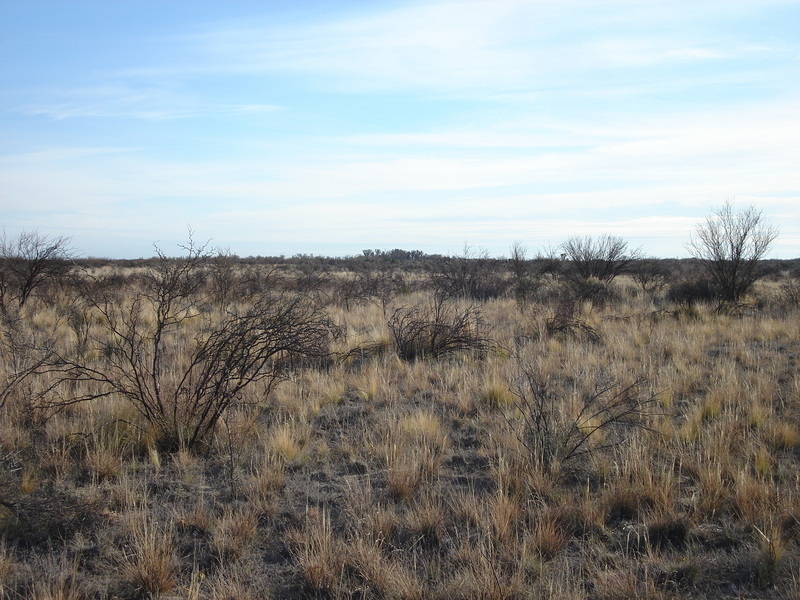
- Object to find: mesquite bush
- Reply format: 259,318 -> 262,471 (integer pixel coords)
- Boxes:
58,238 -> 333,450
388,296 -> 492,361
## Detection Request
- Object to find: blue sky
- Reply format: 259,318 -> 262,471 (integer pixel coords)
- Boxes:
1,0 -> 798,259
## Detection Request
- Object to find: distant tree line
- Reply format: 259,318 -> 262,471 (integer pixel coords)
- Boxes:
2,202 -> 793,316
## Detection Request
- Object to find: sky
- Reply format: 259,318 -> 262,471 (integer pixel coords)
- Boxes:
1,0 -> 798,259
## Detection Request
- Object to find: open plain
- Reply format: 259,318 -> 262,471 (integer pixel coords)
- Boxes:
1,252 -> 799,599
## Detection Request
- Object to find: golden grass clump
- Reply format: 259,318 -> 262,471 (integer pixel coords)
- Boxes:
211,505 -> 258,562
382,410 -> 448,501
120,508 -> 178,597
263,419 -> 311,465
288,508 -> 343,594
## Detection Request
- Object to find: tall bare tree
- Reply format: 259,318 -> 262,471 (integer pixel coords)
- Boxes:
688,202 -> 778,302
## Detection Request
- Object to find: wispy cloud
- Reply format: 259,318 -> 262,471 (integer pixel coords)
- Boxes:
11,0 -> 796,121
20,82 -> 281,120
4,95 -> 797,208
174,0 -> 795,94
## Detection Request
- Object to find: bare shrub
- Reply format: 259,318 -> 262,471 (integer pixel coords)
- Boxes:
560,235 -> 641,284
630,258 -> 671,293
508,243 -> 567,309
566,276 -> 616,309
688,201 -> 778,302
206,248 -> 270,306
0,230 -> 75,309
0,304 -> 59,414
430,245 -> 509,301
509,241 -> 535,308
359,268 -> 406,315
511,363 -> 657,476
57,237 -> 333,450
543,296 -> 601,344
780,270 -> 800,307
666,278 -> 716,307
388,297 -> 492,360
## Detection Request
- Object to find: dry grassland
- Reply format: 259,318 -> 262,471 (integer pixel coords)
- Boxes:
1,263 -> 798,599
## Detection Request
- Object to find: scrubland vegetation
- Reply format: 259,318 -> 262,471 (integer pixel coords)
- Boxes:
1,224 -> 799,599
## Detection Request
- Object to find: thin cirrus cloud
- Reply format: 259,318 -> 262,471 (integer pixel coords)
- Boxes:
179,0 -> 794,91
20,83 -> 282,121
0,0 -> 798,258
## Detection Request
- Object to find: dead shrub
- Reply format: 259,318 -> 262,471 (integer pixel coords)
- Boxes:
55,237 -> 333,451
388,297 -> 493,360
511,364 -> 657,477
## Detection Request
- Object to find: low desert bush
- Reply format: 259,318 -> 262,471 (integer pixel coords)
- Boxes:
780,271 -> 800,307
666,278 -> 717,306
388,297 -> 493,360
510,362 -> 657,477
59,247 -> 333,451
429,246 -> 510,301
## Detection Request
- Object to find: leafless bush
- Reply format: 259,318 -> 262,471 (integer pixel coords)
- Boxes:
0,230 -> 75,309
544,303 -> 601,344
56,237 -> 333,450
206,248 -> 271,305
358,268 -> 406,315
0,315 -> 51,413
291,263 -> 333,304
688,201 -> 778,302
508,241 -> 533,307
388,297 -> 493,360
331,268 -> 403,312
781,272 -> 800,307
511,364 -> 657,476
537,281 -> 604,343
565,276 -> 616,309
630,259 -> 671,293
666,278 -> 716,307
430,245 -> 509,301
560,235 -> 641,284
508,241 -> 557,309
0,304 -> 62,420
